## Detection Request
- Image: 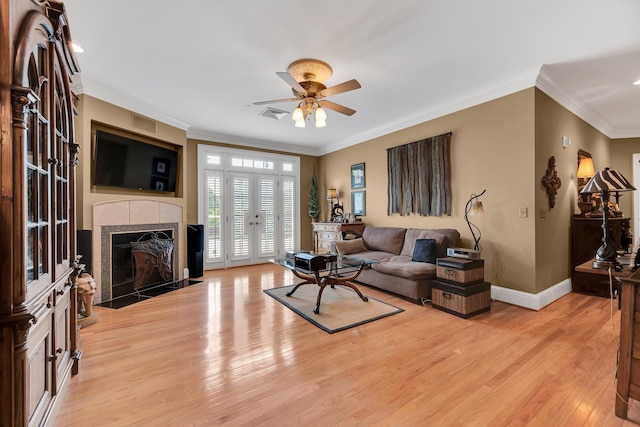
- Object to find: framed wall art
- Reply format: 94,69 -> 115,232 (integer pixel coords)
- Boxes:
153,157 -> 171,177
351,163 -> 365,189
351,191 -> 366,216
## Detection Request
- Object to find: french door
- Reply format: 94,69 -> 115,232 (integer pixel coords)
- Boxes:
199,146 -> 298,270
227,172 -> 278,267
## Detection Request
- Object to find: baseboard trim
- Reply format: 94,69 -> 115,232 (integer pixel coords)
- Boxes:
491,278 -> 572,311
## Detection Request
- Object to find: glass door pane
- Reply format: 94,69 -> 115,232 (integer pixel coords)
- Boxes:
256,174 -> 277,262
205,171 -> 223,266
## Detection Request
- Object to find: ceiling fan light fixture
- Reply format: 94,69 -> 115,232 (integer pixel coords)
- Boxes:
292,106 -> 304,122
315,106 -> 327,121
294,119 -> 306,128
315,119 -> 326,128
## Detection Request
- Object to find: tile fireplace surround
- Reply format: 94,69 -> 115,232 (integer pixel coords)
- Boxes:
92,200 -> 184,303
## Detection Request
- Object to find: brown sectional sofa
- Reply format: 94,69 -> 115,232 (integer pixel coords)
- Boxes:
333,226 -> 460,302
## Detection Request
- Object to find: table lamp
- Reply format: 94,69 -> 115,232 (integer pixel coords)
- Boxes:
465,189 -> 486,251
580,167 -> 635,269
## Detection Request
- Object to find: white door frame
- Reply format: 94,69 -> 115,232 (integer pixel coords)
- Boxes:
197,144 -> 300,270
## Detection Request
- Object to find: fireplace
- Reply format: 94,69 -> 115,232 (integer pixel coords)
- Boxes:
101,223 -> 179,302
110,229 -> 175,299
92,200 -> 184,304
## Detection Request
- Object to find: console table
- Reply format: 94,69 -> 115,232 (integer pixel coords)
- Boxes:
312,222 -> 365,253
571,216 -> 630,296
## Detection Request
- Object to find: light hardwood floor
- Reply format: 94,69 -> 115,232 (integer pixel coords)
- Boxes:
53,264 -> 640,426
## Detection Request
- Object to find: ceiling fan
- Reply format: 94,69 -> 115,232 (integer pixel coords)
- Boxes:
253,59 -> 361,127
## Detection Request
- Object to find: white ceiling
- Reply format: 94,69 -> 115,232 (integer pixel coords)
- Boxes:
63,0 -> 640,156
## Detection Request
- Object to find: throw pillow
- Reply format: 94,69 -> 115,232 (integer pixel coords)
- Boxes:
412,238 -> 437,263
334,238 -> 367,255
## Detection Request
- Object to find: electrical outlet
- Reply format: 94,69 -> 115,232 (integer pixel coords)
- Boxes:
539,207 -> 547,218
519,207 -> 528,218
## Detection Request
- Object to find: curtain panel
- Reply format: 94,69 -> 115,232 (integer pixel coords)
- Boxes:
387,132 -> 451,216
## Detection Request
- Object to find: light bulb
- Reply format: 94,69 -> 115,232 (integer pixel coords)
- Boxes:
294,119 -> 305,128
315,119 -> 326,128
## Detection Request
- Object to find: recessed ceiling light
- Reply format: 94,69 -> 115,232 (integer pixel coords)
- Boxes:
72,43 -> 84,53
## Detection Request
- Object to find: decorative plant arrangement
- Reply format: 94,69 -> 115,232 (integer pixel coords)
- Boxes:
308,169 -> 320,221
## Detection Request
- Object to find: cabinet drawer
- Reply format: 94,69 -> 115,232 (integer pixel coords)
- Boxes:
319,232 -> 340,241
313,224 -> 339,232
318,241 -> 333,251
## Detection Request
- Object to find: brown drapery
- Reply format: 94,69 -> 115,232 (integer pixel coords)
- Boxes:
387,132 -> 452,216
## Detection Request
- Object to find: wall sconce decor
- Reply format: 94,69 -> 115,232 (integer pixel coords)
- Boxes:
465,190 -> 486,251
541,156 -> 562,208
580,167 -> 635,269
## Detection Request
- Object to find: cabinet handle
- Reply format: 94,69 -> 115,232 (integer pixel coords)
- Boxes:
56,289 -> 65,296
48,354 -> 56,362
442,292 -> 452,299
56,347 -> 63,354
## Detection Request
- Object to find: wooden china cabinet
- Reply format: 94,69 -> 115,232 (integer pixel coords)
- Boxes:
0,1 -> 82,426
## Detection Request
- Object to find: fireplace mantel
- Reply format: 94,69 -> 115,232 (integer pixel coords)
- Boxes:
92,200 -> 184,303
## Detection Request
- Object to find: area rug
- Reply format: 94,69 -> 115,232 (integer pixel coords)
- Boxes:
264,284 -> 404,333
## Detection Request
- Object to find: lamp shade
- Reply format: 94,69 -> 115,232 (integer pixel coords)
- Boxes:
469,201 -> 484,217
326,188 -> 337,200
576,158 -> 595,179
292,106 -> 304,122
580,167 -> 635,194
315,106 -> 327,121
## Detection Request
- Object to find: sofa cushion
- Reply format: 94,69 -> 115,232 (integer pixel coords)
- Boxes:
334,238 -> 367,255
401,229 -> 445,258
372,255 -> 437,281
362,227 -> 407,255
412,239 -> 437,263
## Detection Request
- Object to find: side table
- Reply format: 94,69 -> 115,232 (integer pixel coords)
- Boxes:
574,259 -> 634,300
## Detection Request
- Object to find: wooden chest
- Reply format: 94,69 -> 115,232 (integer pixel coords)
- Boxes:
431,280 -> 491,318
436,257 -> 484,284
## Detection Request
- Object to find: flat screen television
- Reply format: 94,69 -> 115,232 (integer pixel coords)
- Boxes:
92,128 -> 179,193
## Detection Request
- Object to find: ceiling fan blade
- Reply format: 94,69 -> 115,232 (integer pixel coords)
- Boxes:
253,97 -> 299,105
319,79 -> 361,97
319,100 -> 356,116
276,72 -> 307,94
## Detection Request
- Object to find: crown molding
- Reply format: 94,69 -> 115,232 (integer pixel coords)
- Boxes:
321,67 -> 541,155
186,128 -> 321,157
79,75 -> 194,131
535,69 -> 616,138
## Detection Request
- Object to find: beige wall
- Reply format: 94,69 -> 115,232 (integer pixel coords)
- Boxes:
76,95 -> 188,230
320,89 -> 537,292
533,89 -> 611,291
